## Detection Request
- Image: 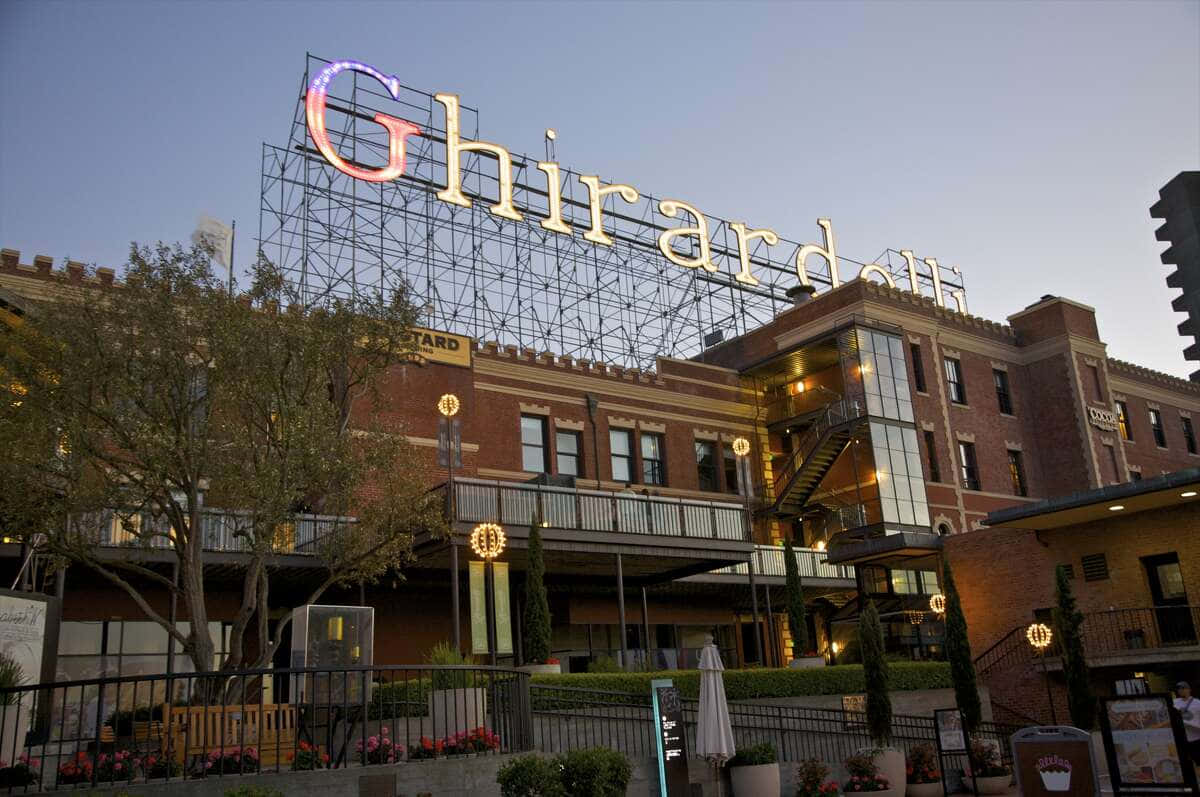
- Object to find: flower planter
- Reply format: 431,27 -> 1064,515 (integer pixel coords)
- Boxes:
428,687 -> 487,739
964,774 -> 1011,794
731,762 -> 780,796
906,782 -> 943,797
870,749 -> 906,797
789,656 -> 827,669
518,663 -> 561,675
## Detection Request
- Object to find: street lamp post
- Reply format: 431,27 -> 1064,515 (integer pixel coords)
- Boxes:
1027,622 -> 1057,724
472,523 -> 506,667
438,394 -> 462,651
731,436 -> 766,666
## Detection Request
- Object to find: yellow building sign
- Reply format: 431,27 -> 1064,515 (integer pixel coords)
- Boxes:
410,327 -> 471,368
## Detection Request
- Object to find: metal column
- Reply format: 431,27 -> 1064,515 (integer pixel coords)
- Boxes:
451,543 -> 461,652
616,553 -> 627,669
748,556 -> 765,665
641,587 -> 652,668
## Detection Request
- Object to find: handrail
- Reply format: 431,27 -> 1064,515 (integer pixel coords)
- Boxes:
709,544 -> 855,581
772,396 -> 866,501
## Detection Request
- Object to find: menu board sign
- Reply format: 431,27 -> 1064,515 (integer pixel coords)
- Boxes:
651,678 -> 689,797
935,708 -> 967,752
1012,727 -> 1102,797
1099,695 -> 1198,793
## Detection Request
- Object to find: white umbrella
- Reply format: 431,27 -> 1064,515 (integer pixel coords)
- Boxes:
696,634 -> 736,794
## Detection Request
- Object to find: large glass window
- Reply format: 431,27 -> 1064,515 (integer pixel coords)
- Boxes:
1150,409 -> 1167,448
958,441 -> 980,491
1115,400 -> 1132,441
869,421 -> 930,527
944,358 -> 966,405
641,433 -> 665,486
521,415 -> 549,473
695,440 -> 718,491
556,430 -> 581,477
859,330 -> 914,422
993,369 -> 1013,415
610,429 -> 634,484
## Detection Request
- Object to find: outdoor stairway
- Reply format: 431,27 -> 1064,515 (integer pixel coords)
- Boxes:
770,398 -> 865,517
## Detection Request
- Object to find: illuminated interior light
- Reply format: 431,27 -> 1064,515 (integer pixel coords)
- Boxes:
1182,491 -> 1197,498
580,176 -> 639,246
306,60 -> 421,183
788,380 -> 806,395
658,200 -> 716,272
795,218 -> 839,289
1108,505 -> 1125,512
831,641 -> 840,654
436,93 -> 523,221
814,539 -> 826,552
730,222 -> 779,286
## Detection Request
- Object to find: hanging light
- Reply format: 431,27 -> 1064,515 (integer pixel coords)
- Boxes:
470,522 -> 506,559
929,593 -> 946,615
905,610 -> 925,625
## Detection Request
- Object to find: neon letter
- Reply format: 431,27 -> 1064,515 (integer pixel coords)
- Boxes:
306,60 -> 421,183
436,93 -> 522,221
579,176 -> 639,246
923,257 -> 945,307
537,162 -> 571,234
795,218 -> 840,288
659,200 -> 716,272
857,263 -> 897,288
899,250 -> 921,297
729,222 -> 778,285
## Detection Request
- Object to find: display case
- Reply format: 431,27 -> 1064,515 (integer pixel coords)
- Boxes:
289,605 -> 374,704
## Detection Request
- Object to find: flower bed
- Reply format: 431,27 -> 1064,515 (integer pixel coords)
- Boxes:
356,726 -> 405,764
410,727 -> 501,760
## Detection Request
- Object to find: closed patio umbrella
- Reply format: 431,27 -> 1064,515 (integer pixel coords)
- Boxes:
696,634 -> 736,794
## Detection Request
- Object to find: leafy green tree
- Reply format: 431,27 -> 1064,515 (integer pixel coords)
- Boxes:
783,539 -> 808,658
943,559 -> 982,732
1054,564 -> 1096,729
858,600 -> 892,746
523,515 -> 552,664
0,243 -> 444,674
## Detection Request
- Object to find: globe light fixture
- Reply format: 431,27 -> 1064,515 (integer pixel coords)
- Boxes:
929,593 -> 946,615
731,436 -> 751,457
470,522 -> 506,559
436,393 -> 460,417
1026,623 -> 1053,650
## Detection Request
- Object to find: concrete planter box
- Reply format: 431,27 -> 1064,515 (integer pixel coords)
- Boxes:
731,762 -> 780,796
428,687 -> 487,739
906,781 -> 943,797
964,774 -> 1011,794
868,748 -> 906,797
519,663 -> 561,675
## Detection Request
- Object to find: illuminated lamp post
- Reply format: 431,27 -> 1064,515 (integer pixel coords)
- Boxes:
731,436 -> 766,666
1027,622 -> 1057,724
471,523 -> 506,667
438,394 -> 462,650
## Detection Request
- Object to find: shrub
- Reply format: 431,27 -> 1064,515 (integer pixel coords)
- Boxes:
783,539 -> 809,657
289,740 -> 329,770
524,519 -> 553,664
906,743 -> 940,784
1055,564 -> 1096,730
0,754 -> 40,787
858,601 -> 891,747
965,738 -> 1009,778
409,727 -> 500,759
369,677 -> 432,719
943,559 -> 982,732
497,754 -> 564,797
140,752 -> 183,779
428,641 -> 478,690
356,725 -> 403,764
587,655 -> 621,673
729,742 -> 776,767
844,752 -> 889,792
557,747 -> 632,797
204,746 -> 259,775
796,757 -> 838,797
95,750 -> 138,783
57,752 -> 94,785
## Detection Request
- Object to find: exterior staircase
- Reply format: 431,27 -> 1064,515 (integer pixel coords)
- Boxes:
770,398 -> 866,516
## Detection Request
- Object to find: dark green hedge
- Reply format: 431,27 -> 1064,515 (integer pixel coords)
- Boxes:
530,662 -> 950,701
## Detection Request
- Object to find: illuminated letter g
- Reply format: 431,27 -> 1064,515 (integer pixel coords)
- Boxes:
305,60 -> 421,183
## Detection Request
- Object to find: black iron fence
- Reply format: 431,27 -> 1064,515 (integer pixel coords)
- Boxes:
0,665 -> 531,792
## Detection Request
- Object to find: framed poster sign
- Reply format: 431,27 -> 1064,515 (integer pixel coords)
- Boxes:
1099,695 -> 1199,794
842,694 -> 865,730
1012,726 -> 1102,797
935,708 -> 967,752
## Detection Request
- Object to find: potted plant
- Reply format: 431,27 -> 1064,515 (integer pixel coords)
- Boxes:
0,653 -> 25,763
963,738 -> 1011,794
905,743 -> 942,797
426,641 -> 486,738
520,519 -> 560,674
843,752 -> 892,793
797,757 -> 840,796
858,602 -> 905,796
728,742 -> 779,796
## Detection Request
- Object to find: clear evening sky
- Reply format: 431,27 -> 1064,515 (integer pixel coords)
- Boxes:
2,0 -> 1197,376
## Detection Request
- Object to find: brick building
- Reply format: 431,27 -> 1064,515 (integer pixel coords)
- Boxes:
3,248 -> 1199,709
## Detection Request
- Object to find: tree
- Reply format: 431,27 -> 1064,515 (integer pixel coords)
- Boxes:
858,599 -> 892,746
943,558 -> 982,732
523,514 -> 552,664
1054,564 -> 1096,729
782,539 -> 808,659
0,243 -> 445,676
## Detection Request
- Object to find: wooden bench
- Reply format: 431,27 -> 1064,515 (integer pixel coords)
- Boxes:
164,704 -> 297,767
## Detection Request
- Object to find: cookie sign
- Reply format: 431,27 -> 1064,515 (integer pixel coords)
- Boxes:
1012,727 -> 1101,797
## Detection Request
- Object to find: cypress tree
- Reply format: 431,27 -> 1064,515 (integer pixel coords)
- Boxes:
783,539 -> 809,659
1054,564 -> 1096,729
859,599 -> 892,746
523,514 -> 552,664
943,559 -> 982,733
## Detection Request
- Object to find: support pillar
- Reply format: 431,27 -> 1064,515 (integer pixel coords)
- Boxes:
640,586 -> 651,668
450,543 -> 461,652
764,582 -> 776,667
484,559 -> 498,667
748,557 -> 765,665
616,553 -> 627,669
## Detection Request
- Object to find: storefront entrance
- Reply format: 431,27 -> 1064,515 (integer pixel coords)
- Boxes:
1142,553 -> 1197,645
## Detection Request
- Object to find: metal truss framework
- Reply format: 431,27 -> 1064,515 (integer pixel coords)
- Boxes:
259,54 -> 966,369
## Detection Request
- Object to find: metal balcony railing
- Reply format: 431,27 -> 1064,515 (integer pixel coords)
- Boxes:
764,386 -> 842,427
77,509 -> 355,555
771,396 -> 866,502
710,544 -> 855,580
444,477 -> 749,542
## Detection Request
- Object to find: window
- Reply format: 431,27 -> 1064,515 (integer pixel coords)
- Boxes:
1007,449 -> 1027,496
993,369 -> 1013,415
610,429 -> 634,484
862,566 -> 889,594
869,421 -> 931,527
910,343 -> 927,393
695,440 -> 718,492
859,330 -> 915,422
1150,409 -> 1167,448
958,441 -> 980,491
944,358 -> 966,404
1081,553 -> 1109,582
923,430 -> 941,482
641,433 -> 665,486
1129,470 -> 1143,482
1183,417 -> 1197,455
722,444 -> 740,495
520,415 -> 549,473
556,430 -> 581,477
920,571 -> 940,594
892,569 -> 921,595
1115,400 -> 1132,441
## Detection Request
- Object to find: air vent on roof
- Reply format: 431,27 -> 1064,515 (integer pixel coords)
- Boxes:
1081,554 -> 1109,582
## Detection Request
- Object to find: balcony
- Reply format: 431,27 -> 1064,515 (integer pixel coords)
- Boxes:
684,543 -> 855,588
426,477 -> 753,584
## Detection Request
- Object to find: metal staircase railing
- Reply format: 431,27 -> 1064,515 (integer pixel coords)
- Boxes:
771,397 -> 866,510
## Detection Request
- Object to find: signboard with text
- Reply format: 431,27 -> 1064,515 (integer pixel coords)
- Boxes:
651,678 -> 689,797
1099,695 -> 1198,794
1012,726 -> 1102,797
935,708 -> 967,752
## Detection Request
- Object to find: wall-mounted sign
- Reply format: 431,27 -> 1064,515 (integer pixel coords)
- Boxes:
651,678 -> 689,797
409,327 -> 471,368
1098,695 -> 1198,793
1012,726 -> 1102,797
1088,406 -> 1119,432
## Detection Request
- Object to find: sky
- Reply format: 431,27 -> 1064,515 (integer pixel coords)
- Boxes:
1,0 -> 1198,376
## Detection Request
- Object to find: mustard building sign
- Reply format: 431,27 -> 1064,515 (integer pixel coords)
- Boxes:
410,327 -> 472,368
